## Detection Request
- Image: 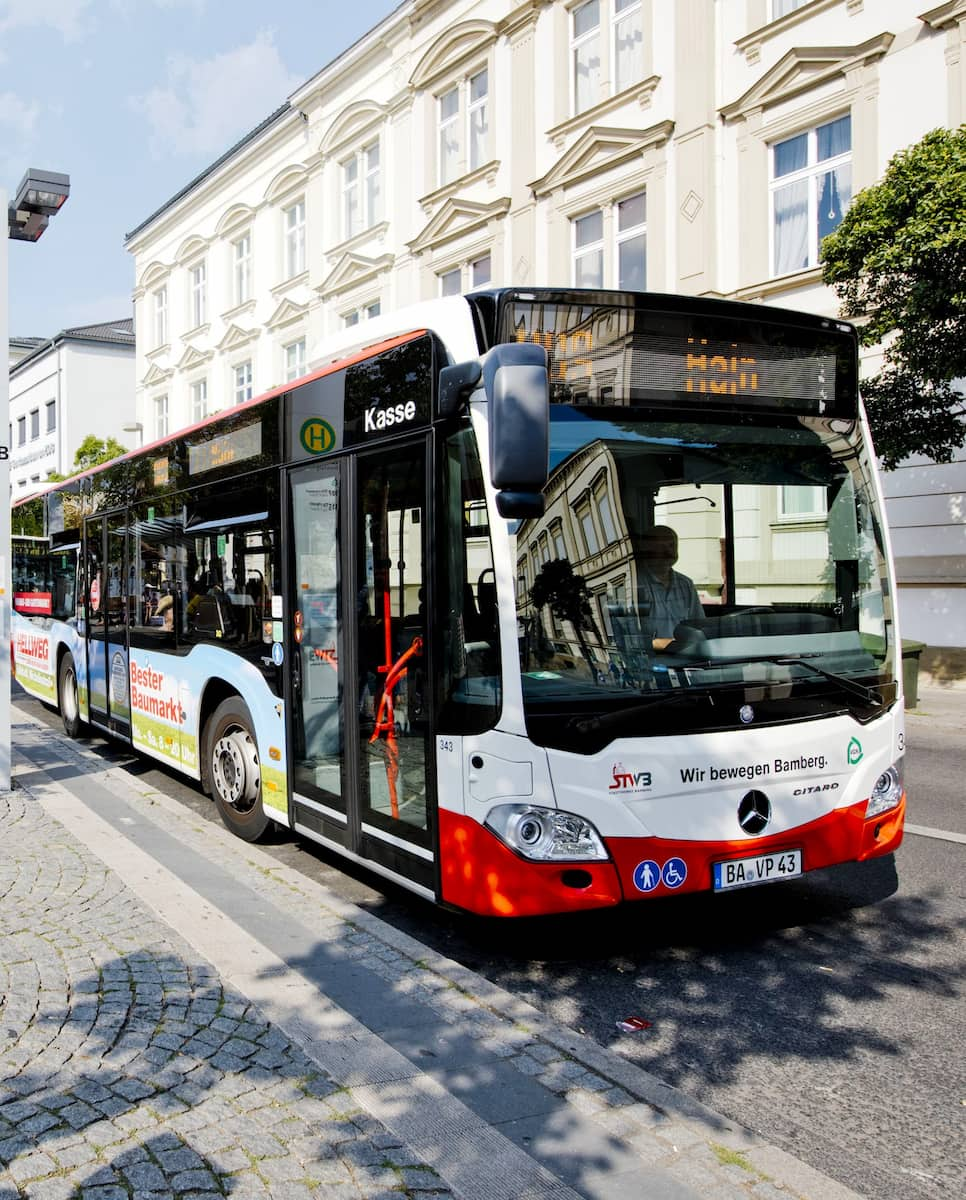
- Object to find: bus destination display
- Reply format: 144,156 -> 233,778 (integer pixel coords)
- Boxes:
501,300 -> 853,416
187,422 -> 262,476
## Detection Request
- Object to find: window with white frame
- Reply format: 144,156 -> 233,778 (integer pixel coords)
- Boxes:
616,192 -> 646,290
550,520 -> 567,560
471,252 -> 491,289
575,498 -> 600,556
153,285 -> 167,346
17,416 -> 25,445
779,485 -> 826,519
439,268 -> 462,296
45,400 -> 56,432
190,379 -> 208,423
772,0 -> 808,18
284,199 -> 306,277
342,141 -> 381,240
572,0 -> 644,116
771,114 -> 851,276
232,232 -> 252,305
30,409 -> 39,440
573,210 -> 604,288
189,260 -> 207,327
614,0 -> 644,94
233,360 -> 253,406
284,338 -> 306,381
154,394 -> 169,439
594,476 -> 619,544
343,300 -> 381,328
438,67 -> 489,187
572,192 -> 646,289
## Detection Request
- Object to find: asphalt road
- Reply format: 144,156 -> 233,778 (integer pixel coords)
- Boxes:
13,684 -> 965,1200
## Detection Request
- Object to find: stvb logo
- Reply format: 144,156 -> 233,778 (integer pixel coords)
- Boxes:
609,761 -> 652,792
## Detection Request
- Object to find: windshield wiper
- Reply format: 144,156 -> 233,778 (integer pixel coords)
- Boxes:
773,656 -> 883,708
568,686 -> 696,737
684,653 -> 883,709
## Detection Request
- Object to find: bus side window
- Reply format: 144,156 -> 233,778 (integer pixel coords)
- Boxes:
49,550 -> 77,621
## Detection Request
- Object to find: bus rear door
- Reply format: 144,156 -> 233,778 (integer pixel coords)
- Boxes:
85,511 -> 132,739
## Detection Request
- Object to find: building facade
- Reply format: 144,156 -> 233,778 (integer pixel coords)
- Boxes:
8,320 -> 136,504
123,0 -> 966,650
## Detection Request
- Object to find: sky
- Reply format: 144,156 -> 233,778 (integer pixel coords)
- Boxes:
2,0 -> 401,338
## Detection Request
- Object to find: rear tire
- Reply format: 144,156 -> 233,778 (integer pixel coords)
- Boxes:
58,653 -> 84,739
205,697 -> 269,842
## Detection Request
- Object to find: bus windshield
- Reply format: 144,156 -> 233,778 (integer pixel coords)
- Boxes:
513,407 -> 895,747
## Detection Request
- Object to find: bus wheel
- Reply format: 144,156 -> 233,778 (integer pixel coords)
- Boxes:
206,698 -> 269,842
58,653 -> 84,739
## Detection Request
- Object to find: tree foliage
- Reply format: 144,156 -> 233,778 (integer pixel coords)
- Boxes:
47,434 -> 128,482
822,125 -> 966,468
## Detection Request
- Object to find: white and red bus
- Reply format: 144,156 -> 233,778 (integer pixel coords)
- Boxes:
10,287 -> 906,916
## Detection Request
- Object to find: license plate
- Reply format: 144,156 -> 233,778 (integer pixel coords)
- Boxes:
713,849 -> 802,891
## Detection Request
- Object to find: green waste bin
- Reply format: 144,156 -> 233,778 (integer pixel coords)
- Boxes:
901,640 -> 926,710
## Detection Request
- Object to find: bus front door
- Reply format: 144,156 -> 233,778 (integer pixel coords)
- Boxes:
85,511 -> 132,739
288,442 -> 435,899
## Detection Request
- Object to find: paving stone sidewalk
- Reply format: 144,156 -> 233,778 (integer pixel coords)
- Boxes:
3,711 -> 865,1200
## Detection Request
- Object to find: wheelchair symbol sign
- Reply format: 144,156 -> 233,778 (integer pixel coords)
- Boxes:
661,857 -> 687,888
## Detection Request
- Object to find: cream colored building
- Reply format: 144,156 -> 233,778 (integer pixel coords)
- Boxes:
124,0 -> 966,649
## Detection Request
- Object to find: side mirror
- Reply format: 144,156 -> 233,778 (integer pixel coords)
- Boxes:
483,342 -> 549,517
438,360 -> 482,417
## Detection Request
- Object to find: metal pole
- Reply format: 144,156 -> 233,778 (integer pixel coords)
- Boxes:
1,185 -> 11,792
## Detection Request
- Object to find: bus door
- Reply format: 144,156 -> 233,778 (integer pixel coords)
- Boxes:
287,441 -> 435,896
85,511 -> 132,738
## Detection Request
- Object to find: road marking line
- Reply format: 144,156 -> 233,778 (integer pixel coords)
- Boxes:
905,823 -> 966,845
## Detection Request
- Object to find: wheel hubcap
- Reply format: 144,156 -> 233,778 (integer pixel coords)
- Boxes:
63,670 -> 78,722
212,727 -> 259,812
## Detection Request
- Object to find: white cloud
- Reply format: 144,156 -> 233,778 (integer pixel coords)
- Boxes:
129,30 -> 300,159
0,93 -> 43,183
0,0 -> 92,41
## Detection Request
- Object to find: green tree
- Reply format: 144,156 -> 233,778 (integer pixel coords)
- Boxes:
822,126 -> 966,468
47,434 -> 128,481
529,557 -> 600,670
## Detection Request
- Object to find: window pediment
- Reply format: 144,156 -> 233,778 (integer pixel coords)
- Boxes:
175,346 -> 214,372
266,298 -> 309,330
408,195 -> 510,255
318,251 -> 394,299
175,235 -> 209,265
920,1 -> 966,29
137,260 -> 170,291
721,33 -> 894,121
266,164 -> 309,204
531,123 -> 673,197
142,363 -> 173,387
410,20 -> 498,90
216,204 -> 256,238
321,101 -> 387,158
216,323 -> 259,352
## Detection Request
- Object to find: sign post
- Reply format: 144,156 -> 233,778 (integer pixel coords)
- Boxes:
1,184 -> 11,791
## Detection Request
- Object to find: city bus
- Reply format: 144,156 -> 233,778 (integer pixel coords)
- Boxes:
10,287 -> 906,917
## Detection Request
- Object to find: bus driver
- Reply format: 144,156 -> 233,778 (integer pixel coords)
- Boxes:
636,525 -> 703,650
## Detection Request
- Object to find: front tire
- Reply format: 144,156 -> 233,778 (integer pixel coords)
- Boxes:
58,653 -> 84,739
205,697 -> 269,842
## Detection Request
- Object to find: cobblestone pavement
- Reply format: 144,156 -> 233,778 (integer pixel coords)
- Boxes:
0,785 -> 453,1200
2,711 -> 865,1200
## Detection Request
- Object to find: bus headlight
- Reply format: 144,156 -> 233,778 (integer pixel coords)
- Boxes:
866,762 -> 904,818
485,804 -> 609,862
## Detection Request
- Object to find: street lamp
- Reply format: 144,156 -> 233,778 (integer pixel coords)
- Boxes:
7,169 -> 70,243
122,421 -> 144,448
2,168 -> 70,793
